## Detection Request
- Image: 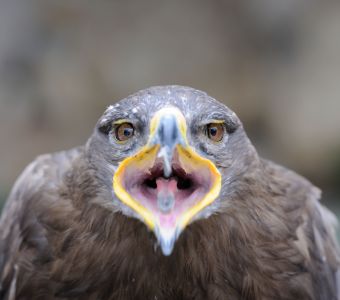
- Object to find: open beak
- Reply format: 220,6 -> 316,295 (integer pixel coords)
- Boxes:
113,107 -> 221,255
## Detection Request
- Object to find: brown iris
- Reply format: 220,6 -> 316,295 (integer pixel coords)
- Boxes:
115,123 -> 134,141
206,123 -> 224,142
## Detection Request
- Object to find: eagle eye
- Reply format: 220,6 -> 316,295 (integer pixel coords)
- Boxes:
115,123 -> 135,142
206,123 -> 224,142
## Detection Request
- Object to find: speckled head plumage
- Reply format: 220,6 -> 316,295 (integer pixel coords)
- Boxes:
87,85 -> 258,255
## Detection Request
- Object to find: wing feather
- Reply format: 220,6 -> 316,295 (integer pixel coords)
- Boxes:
0,148 -> 81,299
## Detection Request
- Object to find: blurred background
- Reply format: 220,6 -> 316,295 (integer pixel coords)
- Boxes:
0,0 -> 339,221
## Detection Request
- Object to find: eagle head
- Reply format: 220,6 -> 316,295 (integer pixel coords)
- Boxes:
87,86 -> 257,255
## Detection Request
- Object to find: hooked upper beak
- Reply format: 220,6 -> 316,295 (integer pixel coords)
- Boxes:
113,107 -> 221,255
149,112 -> 186,178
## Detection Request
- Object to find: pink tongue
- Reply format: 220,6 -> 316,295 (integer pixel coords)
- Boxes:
156,178 -> 178,194
155,178 -> 178,227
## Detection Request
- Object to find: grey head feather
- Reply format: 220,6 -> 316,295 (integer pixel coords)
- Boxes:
86,85 -> 257,221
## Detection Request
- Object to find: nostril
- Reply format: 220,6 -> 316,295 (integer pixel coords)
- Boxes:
177,178 -> 192,190
144,178 -> 157,189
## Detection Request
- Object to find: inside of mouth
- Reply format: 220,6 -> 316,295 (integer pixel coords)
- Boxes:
123,155 -> 212,227
143,164 -> 194,190
142,165 -> 197,199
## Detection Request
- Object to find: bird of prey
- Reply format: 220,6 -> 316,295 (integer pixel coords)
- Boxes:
0,86 -> 339,300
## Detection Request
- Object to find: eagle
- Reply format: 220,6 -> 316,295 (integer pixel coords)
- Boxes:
0,85 -> 339,300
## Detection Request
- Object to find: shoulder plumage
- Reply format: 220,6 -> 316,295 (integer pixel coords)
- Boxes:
0,147 -> 82,300
262,158 -> 340,299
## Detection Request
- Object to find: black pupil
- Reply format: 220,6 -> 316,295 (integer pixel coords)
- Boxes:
209,127 -> 217,136
123,127 -> 133,136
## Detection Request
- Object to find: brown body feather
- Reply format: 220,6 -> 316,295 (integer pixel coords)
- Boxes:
0,146 -> 338,300
0,86 -> 339,299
